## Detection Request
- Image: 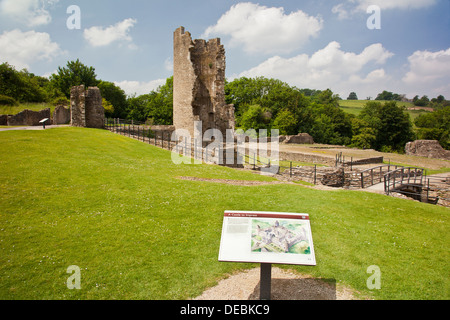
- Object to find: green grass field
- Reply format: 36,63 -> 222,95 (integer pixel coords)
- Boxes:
0,103 -> 55,116
338,100 -> 429,121
0,127 -> 448,300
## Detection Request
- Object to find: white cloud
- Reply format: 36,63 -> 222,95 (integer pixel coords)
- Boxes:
331,4 -> 349,20
402,48 -> 450,97
354,0 -> 437,11
164,57 -> 173,72
114,79 -> 166,97
238,41 -> 393,99
84,18 -> 137,47
0,29 -> 64,70
203,2 -> 323,54
0,0 -> 58,26
332,0 -> 437,19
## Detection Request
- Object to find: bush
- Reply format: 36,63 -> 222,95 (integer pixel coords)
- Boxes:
51,96 -> 70,106
0,94 -> 18,106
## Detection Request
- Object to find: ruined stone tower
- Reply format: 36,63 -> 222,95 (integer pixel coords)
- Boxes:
173,26 -> 235,139
70,85 -> 105,129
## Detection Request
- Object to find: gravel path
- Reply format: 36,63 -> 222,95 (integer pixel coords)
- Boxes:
193,267 -> 362,300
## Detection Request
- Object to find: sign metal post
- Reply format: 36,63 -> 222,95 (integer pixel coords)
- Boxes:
218,211 -> 316,300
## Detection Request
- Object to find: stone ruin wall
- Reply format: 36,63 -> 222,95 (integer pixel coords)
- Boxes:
53,105 -> 70,125
7,108 -> 51,126
173,26 -> 235,140
405,140 -> 450,160
70,85 -> 104,129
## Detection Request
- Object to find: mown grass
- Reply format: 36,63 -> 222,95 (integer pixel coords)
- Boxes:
0,127 -> 448,300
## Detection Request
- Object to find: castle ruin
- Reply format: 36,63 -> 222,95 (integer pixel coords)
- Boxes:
173,26 -> 235,140
70,85 -> 105,129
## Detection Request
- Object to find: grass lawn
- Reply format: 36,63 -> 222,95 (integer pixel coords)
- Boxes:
0,127 -> 448,300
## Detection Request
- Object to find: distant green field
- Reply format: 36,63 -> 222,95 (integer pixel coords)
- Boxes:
338,100 -> 429,121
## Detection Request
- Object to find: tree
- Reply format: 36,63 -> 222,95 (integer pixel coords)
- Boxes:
50,59 -> 99,98
102,98 -> 114,118
375,90 -> 403,101
351,127 -> 377,149
239,105 -> 268,132
273,109 -> 297,135
347,92 -> 358,100
126,77 -> 173,124
98,81 -> 128,118
145,77 -> 173,125
359,101 -> 414,152
375,90 -> 394,101
0,62 -> 48,102
414,95 -> 430,107
415,106 -> 450,149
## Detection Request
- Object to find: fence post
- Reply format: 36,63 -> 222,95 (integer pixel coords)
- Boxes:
384,175 -> 388,194
194,139 -> 197,160
314,165 -> 317,185
361,172 -> 364,189
290,162 -> 292,177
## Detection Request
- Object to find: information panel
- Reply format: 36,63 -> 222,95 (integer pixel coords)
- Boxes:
218,211 -> 316,266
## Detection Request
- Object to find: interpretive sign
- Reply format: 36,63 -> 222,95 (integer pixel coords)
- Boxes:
218,211 -> 316,266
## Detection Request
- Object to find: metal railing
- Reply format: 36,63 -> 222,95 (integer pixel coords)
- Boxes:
384,167 -> 425,193
360,164 -> 403,189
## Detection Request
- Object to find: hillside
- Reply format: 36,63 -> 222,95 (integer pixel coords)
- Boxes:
0,127 -> 448,300
338,100 -> 429,121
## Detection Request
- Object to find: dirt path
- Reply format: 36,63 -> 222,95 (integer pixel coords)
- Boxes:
0,125 -> 69,131
193,267 -> 363,300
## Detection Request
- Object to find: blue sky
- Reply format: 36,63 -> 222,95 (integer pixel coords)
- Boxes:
0,0 -> 449,100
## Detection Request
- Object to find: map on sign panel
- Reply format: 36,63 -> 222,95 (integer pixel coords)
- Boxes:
218,211 -> 316,266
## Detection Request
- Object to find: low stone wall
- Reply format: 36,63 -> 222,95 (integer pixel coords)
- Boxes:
279,151 -> 336,166
0,114 -> 7,125
7,108 -> 50,126
343,156 -> 384,167
285,166 -> 363,188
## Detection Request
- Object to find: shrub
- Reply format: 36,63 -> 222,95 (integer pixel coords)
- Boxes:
52,96 -> 70,106
0,94 -> 18,106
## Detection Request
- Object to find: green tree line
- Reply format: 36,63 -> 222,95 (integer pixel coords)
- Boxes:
1,60 -> 448,151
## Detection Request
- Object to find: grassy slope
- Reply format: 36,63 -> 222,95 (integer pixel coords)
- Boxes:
0,103 -> 55,116
0,128 -> 448,300
339,100 -> 429,121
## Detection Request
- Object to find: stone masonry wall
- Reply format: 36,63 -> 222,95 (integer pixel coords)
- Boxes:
70,85 -> 86,127
53,105 -> 70,125
173,26 -> 234,140
70,85 -> 104,129
7,108 -> 50,126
